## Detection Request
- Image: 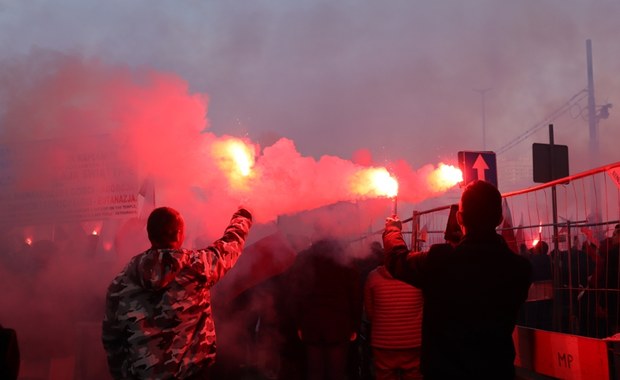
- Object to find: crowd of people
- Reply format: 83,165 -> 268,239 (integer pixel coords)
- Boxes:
9,181 -> 620,379
594,223 -> 620,337
517,223 -> 620,338
97,180 -> 532,379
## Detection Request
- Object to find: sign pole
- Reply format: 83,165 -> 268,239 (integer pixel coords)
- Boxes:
548,124 -> 563,332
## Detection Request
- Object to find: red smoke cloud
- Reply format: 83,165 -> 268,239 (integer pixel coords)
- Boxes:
0,51 -> 460,234
0,50 -> 465,379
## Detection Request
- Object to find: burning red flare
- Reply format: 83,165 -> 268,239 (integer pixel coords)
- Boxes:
212,138 -> 256,188
428,163 -> 463,191
351,167 -> 398,198
532,222 -> 543,247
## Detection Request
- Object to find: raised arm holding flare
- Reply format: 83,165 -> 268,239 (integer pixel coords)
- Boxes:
102,206 -> 253,380
383,180 -> 531,380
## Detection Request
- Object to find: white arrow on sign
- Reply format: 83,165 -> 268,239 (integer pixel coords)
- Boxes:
472,154 -> 489,181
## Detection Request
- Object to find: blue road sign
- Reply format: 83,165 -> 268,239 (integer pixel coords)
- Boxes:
457,151 -> 498,188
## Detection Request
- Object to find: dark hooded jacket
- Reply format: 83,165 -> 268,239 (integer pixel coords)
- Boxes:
383,224 -> 532,380
291,238 -> 362,344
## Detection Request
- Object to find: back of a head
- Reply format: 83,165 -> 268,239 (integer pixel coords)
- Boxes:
459,180 -> 503,232
533,241 -> 549,255
147,207 -> 184,248
611,224 -> 620,245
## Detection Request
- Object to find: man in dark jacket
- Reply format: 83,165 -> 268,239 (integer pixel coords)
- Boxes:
102,206 -> 253,379
383,180 -> 532,380
290,238 -> 362,380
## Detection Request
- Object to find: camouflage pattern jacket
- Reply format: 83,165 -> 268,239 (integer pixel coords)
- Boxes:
102,209 -> 252,380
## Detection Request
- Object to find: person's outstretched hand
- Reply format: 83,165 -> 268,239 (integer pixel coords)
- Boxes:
236,206 -> 253,221
385,215 -> 402,231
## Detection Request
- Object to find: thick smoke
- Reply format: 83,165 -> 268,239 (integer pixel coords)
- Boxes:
0,51 -> 459,226
1,1 -> 620,378
1,1 -> 620,376
0,51 -> 460,379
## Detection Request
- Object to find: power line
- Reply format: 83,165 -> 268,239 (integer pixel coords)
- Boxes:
495,89 -> 588,155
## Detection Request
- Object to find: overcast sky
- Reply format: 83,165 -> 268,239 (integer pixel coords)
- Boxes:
1,3 -> 620,372
1,0 -> 619,194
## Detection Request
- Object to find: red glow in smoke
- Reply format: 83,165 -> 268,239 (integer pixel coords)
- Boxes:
532,222 -> 543,247
429,164 -> 463,190
351,167 -> 398,198
0,53 -> 464,226
211,137 -> 257,190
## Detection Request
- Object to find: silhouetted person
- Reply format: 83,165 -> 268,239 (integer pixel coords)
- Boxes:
530,241 -> 551,281
518,243 -> 529,259
580,241 -> 604,337
355,241 -> 386,380
383,180 -> 532,380
102,206 -> 253,379
558,242 -> 593,292
0,324 -> 19,380
597,223 -> 620,336
523,241 -> 552,330
290,238 -> 361,380
554,238 -> 596,334
357,241 -> 384,285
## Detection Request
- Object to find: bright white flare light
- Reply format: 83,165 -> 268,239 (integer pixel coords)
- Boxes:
212,138 -> 256,188
429,163 -> 463,191
228,141 -> 254,177
352,167 -> 398,198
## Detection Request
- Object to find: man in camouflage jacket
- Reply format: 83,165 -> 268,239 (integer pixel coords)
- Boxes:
102,206 -> 253,379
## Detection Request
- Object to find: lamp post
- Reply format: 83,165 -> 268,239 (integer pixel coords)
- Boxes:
586,39 -> 598,168
474,88 -> 492,150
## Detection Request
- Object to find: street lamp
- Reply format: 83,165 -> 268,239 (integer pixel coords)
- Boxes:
474,88 -> 492,150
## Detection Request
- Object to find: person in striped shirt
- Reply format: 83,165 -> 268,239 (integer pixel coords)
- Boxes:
364,247 -> 423,380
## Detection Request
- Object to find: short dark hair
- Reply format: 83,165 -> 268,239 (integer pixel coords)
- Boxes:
533,241 -> 549,255
147,207 -> 184,246
459,180 -> 503,230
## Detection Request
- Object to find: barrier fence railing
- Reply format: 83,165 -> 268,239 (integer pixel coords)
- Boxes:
409,161 -> 620,339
